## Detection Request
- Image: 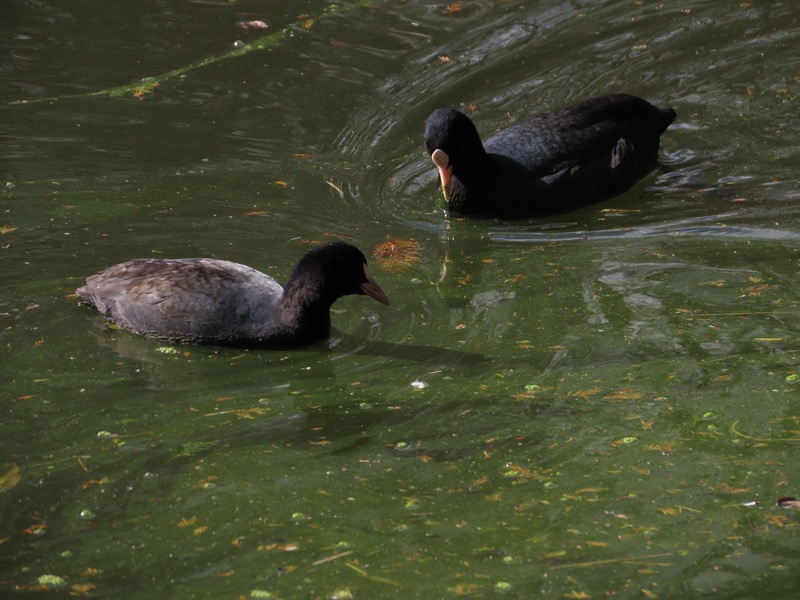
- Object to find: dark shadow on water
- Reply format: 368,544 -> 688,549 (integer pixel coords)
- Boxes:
84,320 -> 490,366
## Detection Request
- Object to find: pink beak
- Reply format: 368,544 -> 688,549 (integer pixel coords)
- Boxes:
431,149 -> 452,201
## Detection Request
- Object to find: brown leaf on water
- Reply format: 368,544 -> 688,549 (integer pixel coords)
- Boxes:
232,408 -> 267,419
565,592 -> 592,599
569,387 -> 603,400
178,516 -> 199,528
324,179 -> 344,197
59,582 -> 93,596
82,476 -> 109,491
710,484 -> 751,494
450,584 -> 481,595
374,238 -> 422,272
606,388 -> 643,400
259,542 -> 299,552
132,82 -> 160,101
71,583 -> 97,596
23,523 -> 47,535
645,441 -> 675,454
204,407 -> 266,419
640,417 -> 656,430
741,284 -> 777,296
765,513 -> 789,528
702,279 -> 726,287
504,274 -> 526,284
198,476 -> 217,489
444,4 -> 463,14
0,225 -> 17,234
308,439 -> 331,446
0,465 -> 21,493
501,464 -> 552,482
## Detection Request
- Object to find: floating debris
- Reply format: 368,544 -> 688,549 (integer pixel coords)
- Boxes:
374,238 -> 422,272
237,20 -> 269,30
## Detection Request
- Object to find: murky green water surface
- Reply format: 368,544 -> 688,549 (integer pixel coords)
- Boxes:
3,0 -> 800,597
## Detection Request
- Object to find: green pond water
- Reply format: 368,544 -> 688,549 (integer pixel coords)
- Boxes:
2,0 -> 800,597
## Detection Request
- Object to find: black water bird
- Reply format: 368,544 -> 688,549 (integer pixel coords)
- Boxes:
76,242 -> 390,348
423,93 -> 676,217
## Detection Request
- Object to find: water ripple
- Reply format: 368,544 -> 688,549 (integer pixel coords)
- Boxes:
489,214 -> 800,243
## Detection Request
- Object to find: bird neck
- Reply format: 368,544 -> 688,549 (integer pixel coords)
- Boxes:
282,271 -> 328,307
